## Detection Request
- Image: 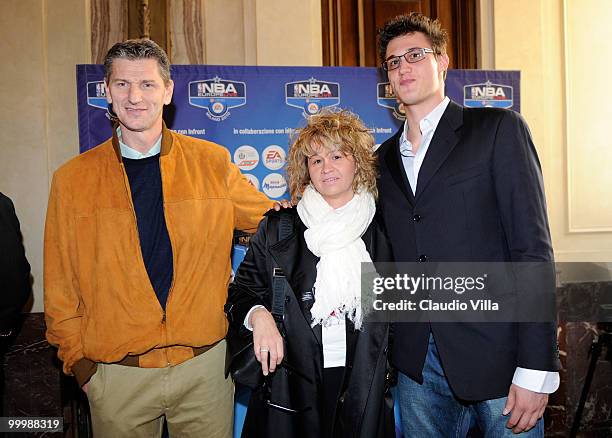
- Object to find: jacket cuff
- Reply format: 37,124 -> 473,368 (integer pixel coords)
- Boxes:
72,358 -> 98,387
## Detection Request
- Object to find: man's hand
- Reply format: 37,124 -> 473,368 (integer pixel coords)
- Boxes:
272,199 -> 293,211
503,384 -> 548,434
250,308 -> 284,376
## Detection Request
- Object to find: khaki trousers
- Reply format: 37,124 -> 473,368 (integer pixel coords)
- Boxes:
87,340 -> 233,438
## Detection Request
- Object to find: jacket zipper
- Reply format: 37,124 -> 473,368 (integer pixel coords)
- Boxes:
159,156 -> 176,366
120,162 -> 166,322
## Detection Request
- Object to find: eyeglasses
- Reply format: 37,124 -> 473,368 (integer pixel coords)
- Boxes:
261,359 -> 313,415
382,48 -> 436,71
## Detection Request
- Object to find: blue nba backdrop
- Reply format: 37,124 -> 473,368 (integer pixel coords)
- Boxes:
77,65 -> 520,438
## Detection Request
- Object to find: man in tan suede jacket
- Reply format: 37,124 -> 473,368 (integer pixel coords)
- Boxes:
44,39 -> 272,438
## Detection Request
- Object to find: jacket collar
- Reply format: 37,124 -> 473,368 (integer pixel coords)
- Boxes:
383,127 -> 415,205
414,100 -> 463,199
111,122 -> 174,162
383,100 -> 464,204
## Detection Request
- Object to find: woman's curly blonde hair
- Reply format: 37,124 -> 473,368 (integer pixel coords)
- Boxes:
286,109 -> 378,202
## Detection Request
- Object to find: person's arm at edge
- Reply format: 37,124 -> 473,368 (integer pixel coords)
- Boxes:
225,151 -> 274,232
226,213 -> 284,374
0,193 -> 31,334
491,110 -> 559,433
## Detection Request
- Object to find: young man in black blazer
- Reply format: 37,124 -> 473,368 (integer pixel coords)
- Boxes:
376,13 -> 559,437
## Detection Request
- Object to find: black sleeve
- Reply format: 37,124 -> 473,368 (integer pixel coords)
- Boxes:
491,110 -> 553,262
0,193 -> 32,333
225,215 -> 272,334
491,112 -> 558,371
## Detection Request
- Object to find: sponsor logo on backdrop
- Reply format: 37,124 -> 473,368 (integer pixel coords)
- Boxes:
243,173 -> 260,190
262,145 -> 286,170
233,145 -> 259,171
464,81 -> 513,109
262,173 -> 287,198
285,78 -> 340,116
189,77 -> 246,121
87,81 -> 108,110
376,82 -> 405,120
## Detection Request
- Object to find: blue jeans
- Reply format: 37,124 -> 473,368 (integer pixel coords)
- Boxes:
397,335 -> 544,438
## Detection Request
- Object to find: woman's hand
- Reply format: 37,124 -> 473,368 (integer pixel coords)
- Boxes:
250,307 -> 284,376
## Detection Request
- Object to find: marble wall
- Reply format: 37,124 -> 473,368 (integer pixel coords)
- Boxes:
1,314 -> 63,437
548,282 -> 612,436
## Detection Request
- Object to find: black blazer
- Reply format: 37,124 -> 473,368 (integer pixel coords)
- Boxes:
377,101 -> 559,401
226,208 -> 394,438
0,193 -> 31,334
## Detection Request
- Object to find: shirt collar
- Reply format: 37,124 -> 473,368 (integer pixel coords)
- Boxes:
117,127 -> 162,159
401,96 -> 451,150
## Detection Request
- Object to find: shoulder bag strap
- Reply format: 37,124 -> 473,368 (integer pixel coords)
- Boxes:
270,212 -> 293,322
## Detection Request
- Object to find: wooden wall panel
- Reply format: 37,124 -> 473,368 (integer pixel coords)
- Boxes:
339,0 -> 359,66
127,0 -> 168,49
168,0 -> 205,64
92,0 -> 171,64
374,0 -> 429,30
372,0 -> 431,65
323,0 -> 476,68
91,0 -> 126,64
149,0 -> 168,49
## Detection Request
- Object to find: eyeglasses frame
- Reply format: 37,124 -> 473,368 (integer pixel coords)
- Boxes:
382,47 -> 436,71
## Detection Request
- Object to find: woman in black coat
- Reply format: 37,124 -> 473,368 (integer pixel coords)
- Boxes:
226,110 -> 394,438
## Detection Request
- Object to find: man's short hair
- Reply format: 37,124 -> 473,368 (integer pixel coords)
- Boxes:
104,39 -> 171,84
286,109 -> 378,202
377,13 -> 448,63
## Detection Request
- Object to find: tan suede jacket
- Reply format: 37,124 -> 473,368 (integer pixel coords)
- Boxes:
44,125 -> 272,385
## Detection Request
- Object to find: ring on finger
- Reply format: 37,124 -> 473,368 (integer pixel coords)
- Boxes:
260,346 -> 269,352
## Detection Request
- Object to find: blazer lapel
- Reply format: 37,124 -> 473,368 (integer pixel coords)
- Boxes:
415,101 -> 463,200
268,220 -> 322,346
383,127 -> 415,205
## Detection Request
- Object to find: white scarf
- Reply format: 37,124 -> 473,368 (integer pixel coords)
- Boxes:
297,185 -> 376,329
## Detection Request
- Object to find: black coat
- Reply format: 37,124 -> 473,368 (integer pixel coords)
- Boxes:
377,101 -> 559,401
226,208 -> 394,438
0,193 -> 31,334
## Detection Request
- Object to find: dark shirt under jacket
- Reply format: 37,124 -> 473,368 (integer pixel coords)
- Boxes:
123,155 -> 174,310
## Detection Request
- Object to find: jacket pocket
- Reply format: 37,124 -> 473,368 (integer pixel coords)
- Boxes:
445,163 -> 488,186
87,364 -> 106,403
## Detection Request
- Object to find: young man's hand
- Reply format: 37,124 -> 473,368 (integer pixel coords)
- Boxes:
503,384 -> 548,433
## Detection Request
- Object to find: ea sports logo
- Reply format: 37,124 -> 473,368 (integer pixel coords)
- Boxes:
211,102 -> 225,114
306,103 -> 320,115
262,145 -> 286,170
